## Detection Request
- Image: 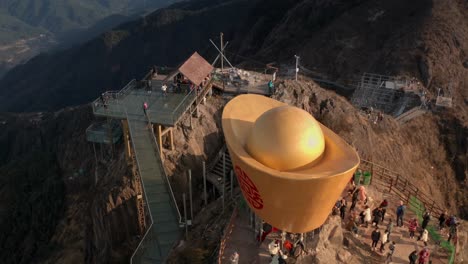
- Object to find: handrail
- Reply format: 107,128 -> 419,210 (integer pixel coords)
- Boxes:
145,112 -> 183,224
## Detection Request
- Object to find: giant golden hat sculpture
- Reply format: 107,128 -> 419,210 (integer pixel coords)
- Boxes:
222,94 -> 360,233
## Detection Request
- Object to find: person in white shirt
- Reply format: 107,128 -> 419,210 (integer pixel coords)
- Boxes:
161,82 -> 168,97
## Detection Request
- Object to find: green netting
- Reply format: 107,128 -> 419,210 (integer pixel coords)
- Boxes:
354,171 -> 362,185
408,196 -> 455,264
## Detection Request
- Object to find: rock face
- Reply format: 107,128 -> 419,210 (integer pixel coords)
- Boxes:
313,216 -> 346,264
297,215 -> 351,264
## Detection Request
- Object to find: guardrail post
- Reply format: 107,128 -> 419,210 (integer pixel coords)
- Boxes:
203,161 -> 207,206
189,170 -> 193,221
389,177 -> 393,193
222,153 -> 226,212
230,170 -> 234,199
406,189 -> 411,204
429,201 -> 435,215
183,193 -> 188,240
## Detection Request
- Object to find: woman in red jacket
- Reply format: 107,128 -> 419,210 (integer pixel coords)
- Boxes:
408,218 -> 419,239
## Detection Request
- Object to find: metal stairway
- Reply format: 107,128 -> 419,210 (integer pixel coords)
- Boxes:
127,113 -> 181,264
207,147 -> 234,194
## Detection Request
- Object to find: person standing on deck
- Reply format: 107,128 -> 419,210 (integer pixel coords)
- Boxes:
161,82 -> 168,97
147,79 -> 152,94
143,102 -> 148,117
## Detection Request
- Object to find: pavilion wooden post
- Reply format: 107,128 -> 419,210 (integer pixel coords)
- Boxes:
158,125 -> 163,150
169,128 -> 174,151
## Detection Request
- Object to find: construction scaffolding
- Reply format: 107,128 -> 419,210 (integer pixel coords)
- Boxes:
351,73 -> 421,116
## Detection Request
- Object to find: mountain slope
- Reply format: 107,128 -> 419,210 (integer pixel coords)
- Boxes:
0,0 -> 466,117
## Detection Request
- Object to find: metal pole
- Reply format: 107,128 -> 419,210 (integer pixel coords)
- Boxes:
188,170 -> 193,221
230,170 -> 234,199
220,32 -> 224,71
294,55 -> 300,81
183,193 -> 188,240
203,161 -> 207,206
222,153 -> 226,212
93,143 -> 98,186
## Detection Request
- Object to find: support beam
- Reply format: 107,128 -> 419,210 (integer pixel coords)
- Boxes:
122,120 -> 132,164
203,161 -> 207,206
183,193 -> 188,240
169,128 -> 174,151
158,125 -> 163,151
188,170 -> 193,221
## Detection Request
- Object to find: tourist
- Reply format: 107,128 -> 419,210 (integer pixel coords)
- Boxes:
358,185 -> 367,204
409,218 -> 419,239
439,211 -> 447,230
339,197 -> 347,220
372,207 -> 383,227
268,240 -> 280,257
418,247 -> 430,264
409,250 -> 418,264
386,219 -> 394,237
385,241 -> 396,263
350,187 -> 359,211
421,229 -> 429,243
379,199 -> 388,221
370,227 -> 381,251
448,223 -> 458,243
379,230 -> 389,252
268,80 -> 274,94
346,218 -> 359,237
229,251 -> 239,264
161,82 -> 168,97
278,250 -> 287,264
363,205 -> 372,227
396,201 -> 405,227
333,199 -> 342,215
419,212 -> 431,240
147,79 -> 152,94
143,102 -> 148,116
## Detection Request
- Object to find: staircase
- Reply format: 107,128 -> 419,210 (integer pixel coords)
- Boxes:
207,146 -> 234,195
127,114 -> 181,264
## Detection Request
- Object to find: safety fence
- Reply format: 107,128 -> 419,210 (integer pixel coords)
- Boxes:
359,159 -> 444,217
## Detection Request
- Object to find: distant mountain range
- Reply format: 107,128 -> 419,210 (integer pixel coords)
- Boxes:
0,0 -> 179,77
0,0 -> 466,115
0,0 -> 179,41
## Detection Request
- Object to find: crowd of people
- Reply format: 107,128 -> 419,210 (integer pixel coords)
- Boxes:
334,175 -> 460,264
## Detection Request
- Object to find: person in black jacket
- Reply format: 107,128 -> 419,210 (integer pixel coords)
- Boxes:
371,227 -> 381,251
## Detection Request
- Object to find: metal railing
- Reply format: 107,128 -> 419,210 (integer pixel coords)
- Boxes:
359,159 -> 445,218
91,79 -> 137,114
